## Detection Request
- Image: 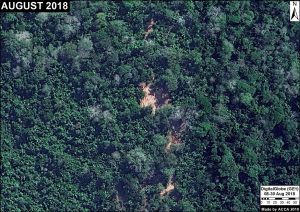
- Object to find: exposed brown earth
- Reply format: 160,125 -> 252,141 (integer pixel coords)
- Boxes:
139,82 -> 170,114
160,179 -> 175,196
140,83 -> 157,114
139,78 -> 188,198
144,18 -> 156,40
165,132 -> 181,152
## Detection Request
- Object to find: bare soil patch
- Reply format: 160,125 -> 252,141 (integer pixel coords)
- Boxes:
144,18 -> 156,40
160,179 -> 175,196
165,132 -> 181,152
139,82 -> 170,114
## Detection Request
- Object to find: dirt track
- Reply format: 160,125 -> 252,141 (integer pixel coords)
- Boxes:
165,132 -> 181,152
160,180 -> 175,196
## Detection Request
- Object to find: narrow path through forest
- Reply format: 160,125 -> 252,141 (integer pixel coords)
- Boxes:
138,18 -> 187,199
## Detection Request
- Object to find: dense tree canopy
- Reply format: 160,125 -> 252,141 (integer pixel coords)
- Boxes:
1,1 -> 299,211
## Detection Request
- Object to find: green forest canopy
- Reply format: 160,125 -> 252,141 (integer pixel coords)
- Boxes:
1,1 -> 299,211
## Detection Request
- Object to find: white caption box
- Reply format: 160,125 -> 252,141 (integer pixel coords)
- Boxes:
261,186 -> 299,206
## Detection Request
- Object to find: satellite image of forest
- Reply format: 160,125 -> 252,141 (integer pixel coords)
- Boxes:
1,1 -> 299,211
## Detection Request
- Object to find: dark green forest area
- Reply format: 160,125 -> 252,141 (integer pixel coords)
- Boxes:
1,1 -> 300,211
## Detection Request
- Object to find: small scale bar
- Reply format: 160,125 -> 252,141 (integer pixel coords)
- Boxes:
261,197 -> 299,200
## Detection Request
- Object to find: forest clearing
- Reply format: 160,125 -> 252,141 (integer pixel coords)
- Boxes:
139,82 -> 170,114
144,18 -> 156,40
160,179 -> 175,196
